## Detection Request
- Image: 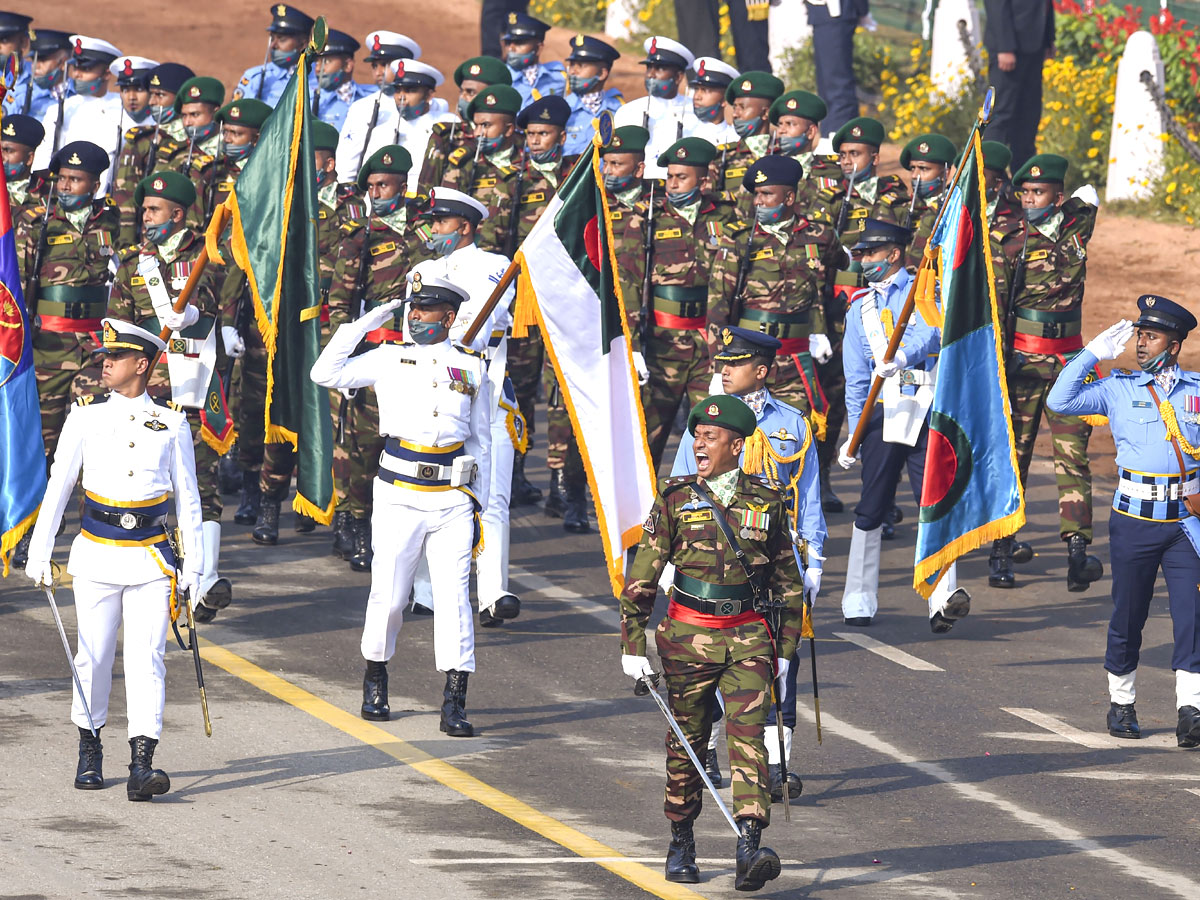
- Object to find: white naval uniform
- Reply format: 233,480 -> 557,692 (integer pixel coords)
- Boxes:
410,245 -> 516,614
613,94 -> 695,179
25,391 -> 203,739
689,118 -> 740,146
34,94 -> 128,191
336,95 -> 452,189
311,308 -> 492,672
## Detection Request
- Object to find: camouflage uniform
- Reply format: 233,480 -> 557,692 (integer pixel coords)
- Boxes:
17,197 -> 120,460
791,152 -> 844,217
987,192 -> 1025,312
108,227 -> 225,520
418,120 -> 476,198
620,471 -> 805,825
112,125 -> 218,246
712,134 -> 771,219
1001,198 -> 1098,540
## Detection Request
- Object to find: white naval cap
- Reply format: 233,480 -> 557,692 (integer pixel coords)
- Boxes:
98,317 -> 168,355
425,187 -> 489,224
406,271 -> 469,308
69,35 -> 123,65
109,55 -> 160,82
688,56 -> 739,87
389,58 -> 444,88
364,30 -> 421,61
640,35 -> 694,70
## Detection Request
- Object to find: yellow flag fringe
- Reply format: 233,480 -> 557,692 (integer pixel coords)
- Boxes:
0,506 -> 39,577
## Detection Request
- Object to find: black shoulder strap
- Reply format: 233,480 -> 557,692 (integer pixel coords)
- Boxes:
690,480 -> 757,585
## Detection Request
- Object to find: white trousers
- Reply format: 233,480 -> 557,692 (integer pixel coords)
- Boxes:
70,577 -> 171,739
361,491 -> 476,672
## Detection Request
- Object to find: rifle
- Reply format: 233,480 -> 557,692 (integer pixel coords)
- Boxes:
21,49 -> 36,115
25,176 -> 55,322
639,179 -> 655,348
203,135 -> 224,223
467,131 -> 484,193
358,93 -> 382,182
50,62 -> 67,157
1003,223 -> 1028,370
904,176 -> 921,231
503,146 -> 526,260
253,38 -> 270,101
729,221 -> 757,327
338,215 -> 375,442
821,164 -> 857,333
311,86 -> 320,119
716,146 -> 728,196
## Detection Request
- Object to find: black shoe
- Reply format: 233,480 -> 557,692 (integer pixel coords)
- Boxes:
331,511 -> 352,558
252,499 -> 280,545
75,726 -> 103,790
734,818 -> 780,892
194,575 -> 232,624
942,588 -> 971,621
361,660 -> 389,721
844,616 -> 872,626
786,771 -> 803,797
930,611 -> 954,634
12,530 -> 31,569
1107,702 -> 1141,739
881,520 -> 895,540
769,764 -> 803,800
544,468 -> 566,519
665,820 -> 700,884
1066,534 -> 1103,592
705,748 -> 723,788
440,670 -> 474,737
563,478 -> 591,533
511,452 -> 543,506
1011,539 -> 1034,564
409,599 -> 434,616
494,594 -> 521,620
294,513 -> 316,533
349,517 -> 372,572
633,679 -> 650,696
888,505 -> 904,525
989,538 -> 1015,588
479,606 -> 504,628
126,736 -> 170,801
819,467 -> 843,514
233,470 -> 261,525
218,450 -> 241,495
1177,705 -> 1200,748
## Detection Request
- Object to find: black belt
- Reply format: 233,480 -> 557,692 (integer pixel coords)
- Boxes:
83,510 -> 165,530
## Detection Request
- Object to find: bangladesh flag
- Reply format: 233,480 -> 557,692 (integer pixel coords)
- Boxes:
204,25 -> 334,523
511,118 -> 657,594
913,127 -> 1025,598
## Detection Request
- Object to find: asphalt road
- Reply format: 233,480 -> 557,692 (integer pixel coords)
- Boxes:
2,453 -> 1198,900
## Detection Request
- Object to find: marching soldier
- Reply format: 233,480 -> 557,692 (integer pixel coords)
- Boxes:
768,90 -> 843,213
501,12 -> 565,108
686,57 -> 739,146
601,124 -> 650,213
165,75 -> 225,211
311,274 -> 492,738
899,132 -> 957,262
2,114 -> 45,219
0,11 -> 31,116
711,71 -> 785,214
23,318 -> 203,801
233,4 -> 313,106
108,171 -> 233,622
33,36 -> 123,175
562,35 -> 623,157
1047,299 -> 1200,748
998,153 -> 1104,592
620,394 -> 797,891
310,29 -> 375,132
613,36 -> 696,179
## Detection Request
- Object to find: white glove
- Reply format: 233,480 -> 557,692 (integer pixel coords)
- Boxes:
25,558 -> 53,587
859,13 -> 879,31
873,349 -> 907,380
621,654 -> 657,681
838,439 -> 857,470
708,370 -> 724,395
221,326 -> 245,359
161,303 -> 200,332
775,656 -> 790,679
632,350 -> 649,385
1085,319 -> 1134,361
809,332 -> 833,364
1071,183 -> 1100,208
359,296 -> 405,332
183,572 -> 203,610
803,566 -> 821,606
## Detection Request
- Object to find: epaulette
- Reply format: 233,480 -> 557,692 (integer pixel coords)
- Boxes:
74,393 -> 107,406
193,153 -> 214,167
431,121 -> 456,137
448,145 -> 469,166
160,139 -> 181,154
716,141 -> 738,152
726,218 -> 752,234
456,345 -> 485,359
339,220 -> 361,235
154,397 -> 184,412
124,126 -> 143,141
660,474 -> 697,496
1112,368 -> 1135,377
120,243 -> 143,262
748,473 -> 786,495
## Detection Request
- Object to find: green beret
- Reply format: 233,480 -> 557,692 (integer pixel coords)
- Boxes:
832,116 -> 885,151
601,124 -> 648,157
1012,152 -> 1068,186
687,394 -> 756,438
454,56 -> 513,87
467,84 -> 522,120
899,133 -> 957,168
215,98 -> 271,130
134,170 -> 197,209
657,136 -> 717,169
724,70 -> 785,104
980,140 -> 1013,174
356,144 -> 413,190
173,76 -> 224,112
311,120 -> 339,153
769,90 -> 826,125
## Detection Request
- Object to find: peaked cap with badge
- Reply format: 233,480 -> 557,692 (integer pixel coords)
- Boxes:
364,31 -> 420,63
174,76 -> 224,111
502,11 -> 550,42
69,35 -> 122,68
356,144 -> 413,189
1135,294 -> 1197,338
769,90 -> 827,125
713,325 -> 782,364
316,29 -> 360,58
266,4 -> 314,34
640,35 -> 694,69
516,95 -> 570,130
215,98 -> 271,129
832,116 -> 886,151
687,394 -> 756,437
110,56 -> 159,88
97,317 -> 168,357
0,11 -> 31,36
134,170 -> 197,209
467,83 -> 522,120
453,55 -> 511,87
566,34 -> 619,64
424,187 -> 489,225
688,56 -> 739,88
389,58 -> 443,88
657,136 -> 717,169
30,29 -> 72,55
407,271 -> 468,309
851,218 -> 913,251
1012,152 -> 1069,186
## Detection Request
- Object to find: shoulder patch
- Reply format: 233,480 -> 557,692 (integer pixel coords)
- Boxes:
456,345 -> 486,359
1113,368 -> 1135,377
74,393 -> 107,406
154,397 -> 184,412
448,146 -> 468,166
660,474 -> 698,496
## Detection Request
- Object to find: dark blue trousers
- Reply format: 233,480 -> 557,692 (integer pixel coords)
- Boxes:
854,407 -> 928,532
810,17 -> 859,135
1106,512 -> 1200,675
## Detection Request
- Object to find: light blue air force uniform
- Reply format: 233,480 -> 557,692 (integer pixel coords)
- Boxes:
311,81 -> 378,133
508,61 -> 566,109
562,88 -> 623,157
233,60 -> 304,107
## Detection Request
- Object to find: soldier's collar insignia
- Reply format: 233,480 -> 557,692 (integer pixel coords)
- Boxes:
1030,165 -> 1041,177
753,169 -> 768,183
850,125 -> 862,137
706,402 -> 719,416
152,177 -> 165,191
67,151 -> 82,165
786,98 -> 796,109
918,141 -> 929,154
721,327 -> 733,346
740,79 -> 752,91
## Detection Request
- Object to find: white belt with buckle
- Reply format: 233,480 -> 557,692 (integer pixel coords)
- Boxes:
379,450 -> 453,482
1117,477 -> 1199,501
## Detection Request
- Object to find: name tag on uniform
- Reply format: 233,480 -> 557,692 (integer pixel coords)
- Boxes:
655,227 -> 682,240
370,241 -> 397,256
473,178 -> 496,189
1132,400 -> 1152,408
849,208 -> 868,219
131,276 -> 146,286
48,234 -> 75,245
751,248 -> 774,261
522,191 -> 545,204
610,210 -> 624,221
679,509 -> 713,524
217,181 -> 235,191
1027,249 -> 1050,262
726,167 -> 747,179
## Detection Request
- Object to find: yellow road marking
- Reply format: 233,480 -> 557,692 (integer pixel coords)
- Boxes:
200,640 -> 707,900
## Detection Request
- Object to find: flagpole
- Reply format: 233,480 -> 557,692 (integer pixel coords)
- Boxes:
845,87 -> 994,458
461,259 -> 521,346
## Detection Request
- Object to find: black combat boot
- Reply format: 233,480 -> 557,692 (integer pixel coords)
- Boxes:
331,511 -> 352,559
664,820 -> 699,883
440,670 -> 474,737
361,660 -> 389,721
988,538 -> 1015,588
1177,706 -> 1200,748
734,818 -> 780,892
218,450 -> 241,495
493,594 -> 520,619
1107,702 -> 1140,739
75,726 -> 103,790
252,499 -> 280,545
768,763 -> 803,801
563,478 -> 590,534
819,465 -> 843,513
294,513 -> 316,533
350,517 -> 372,572
510,451 -> 543,506
1066,534 -> 1103,592
544,468 -> 566,518
233,470 -> 261,525
704,748 -> 723,788
126,736 -> 170,801
1011,538 -> 1034,563
12,529 -> 31,568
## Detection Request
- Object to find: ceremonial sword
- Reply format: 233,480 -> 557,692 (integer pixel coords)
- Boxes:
42,580 -> 99,737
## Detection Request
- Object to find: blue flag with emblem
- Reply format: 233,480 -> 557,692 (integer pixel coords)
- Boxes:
0,101 -> 47,576
912,123 -> 1025,598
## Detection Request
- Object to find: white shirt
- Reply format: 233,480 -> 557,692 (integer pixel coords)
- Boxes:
34,94 -> 127,189
689,118 -> 739,146
26,391 -> 203,585
614,94 -> 695,179
337,94 -> 453,187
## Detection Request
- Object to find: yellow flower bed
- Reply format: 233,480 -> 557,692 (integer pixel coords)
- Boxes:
1035,55 -> 1115,188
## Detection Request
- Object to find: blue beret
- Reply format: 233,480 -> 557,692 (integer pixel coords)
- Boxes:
1136,294 -> 1197,338
516,95 -> 570,129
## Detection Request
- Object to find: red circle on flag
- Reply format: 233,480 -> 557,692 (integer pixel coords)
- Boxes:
583,216 -> 601,271
922,428 -> 958,507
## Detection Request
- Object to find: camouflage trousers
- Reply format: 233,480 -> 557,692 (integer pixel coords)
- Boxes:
259,388 -> 344,504
1009,368 -> 1093,541
332,387 -> 383,519
815,345 -> 847,471
234,338 -> 268,475
643,326 -> 710,470
543,364 -> 585,483
508,328 -> 544,439
33,329 -> 102,460
655,640 -> 772,825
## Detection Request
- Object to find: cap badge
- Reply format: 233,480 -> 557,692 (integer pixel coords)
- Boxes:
509,11 -> 518,23
574,35 -> 584,46
676,147 -> 686,159
721,327 -> 733,346
539,108 -> 551,120
649,37 -> 658,55
754,169 -> 768,183
276,4 -> 287,16
1147,297 -> 1157,307
372,34 -> 381,51
697,60 -> 706,76
123,59 -> 133,75
382,152 -> 392,165
786,98 -> 796,109
2,123 -> 13,136
469,63 -> 480,75
395,61 -> 405,77
67,151 -> 82,165
741,79 -> 751,91
485,93 -> 496,106
707,403 -> 720,417
152,177 -> 165,191
412,272 -> 423,292
230,106 -> 241,118
1030,165 -> 1041,177
103,323 -> 117,343
73,38 -> 83,54
150,74 -> 161,85
918,141 -> 929,154
188,85 -> 200,97
612,136 -> 622,147
850,125 -> 862,137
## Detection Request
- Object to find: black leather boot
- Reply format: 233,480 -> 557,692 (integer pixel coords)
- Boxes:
544,468 -> 566,518
218,449 -> 241,495
704,747 -> 723,788
331,511 -> 352,558
1177,705 -> 1200,748
127,736 -> 170,801
361,660 -> 389,721
1107,702 -> 1140,739
494,594 -> 521,619
734,818 -> 780,891
1066,534 -> 1103,592
1011,538 -> 1034,563
12,529 -> 31,568
75,726 -> 103,790
510,451 -> 543,506
768,763 -> 803,801
665,820 -> 699,883
819,465 -> 843,513
563,477 -> 590,534
233,470 -> 261,525
440,670 -> 474,737
294,513 -> 316,533
252,499 -> 280,545
350,517 -> 372,572
988,538 -> 1015,588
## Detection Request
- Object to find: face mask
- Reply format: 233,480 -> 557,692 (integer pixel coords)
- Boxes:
315,168 -> 330,188
644,76 -> 675,99
126,106 -> 152,123
692,102 -> 722,123
604,172 -> 636,193
271,48 -> 300,68
846,164 -> 875,183
34,69 -> 65,90
778,134 -> 809,155
75,77 -> 106,97
568,74 -> 601,95
4,161 -> 29,180
371,193 -> 404,216
506,50 -> 537,69
57,191 -> 92,211
755,203 -> 788,225
185,121 -> 217,142
666,187 -> 700,208
531,146 -> 561,164
317,69 -> 350,91
861,258 -> 891,283
144,221 -> 175,245
915,176 -> 943,199
457,97 -> 470,119
150,105 -> 175,124
479,133 -> 506,155
424,232 -> 459,257
224,141 -> 252,161
1025,203 -> 1055,224
1139,349 -> 1173,374
399,100 -> 429,121
732,116 -> 763,138
410,318 -> 449,344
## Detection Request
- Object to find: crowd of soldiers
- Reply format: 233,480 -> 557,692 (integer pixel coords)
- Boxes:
7,2 -> 1165,890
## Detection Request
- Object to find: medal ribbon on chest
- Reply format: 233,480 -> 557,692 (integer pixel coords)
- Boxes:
736,505 -> 770,540
446,367 -> 477,396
